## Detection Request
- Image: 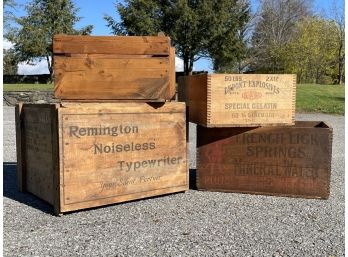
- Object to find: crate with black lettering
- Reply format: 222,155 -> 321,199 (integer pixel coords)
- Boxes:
16,102 -> 188,215
196,121 -> 332,198
178,74 -> 296,127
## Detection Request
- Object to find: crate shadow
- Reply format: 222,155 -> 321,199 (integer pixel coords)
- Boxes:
3,162 -> 54,215
189,169 -> 198,190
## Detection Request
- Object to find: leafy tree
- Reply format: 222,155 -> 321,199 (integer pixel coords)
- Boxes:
3,0 -> 17,33
105,0 -> 251,74
284,17 -> 340,84
251,0 -> 311,73
7,0 -> 93,79
3,48 -> 19,75
208,0 -> 250,73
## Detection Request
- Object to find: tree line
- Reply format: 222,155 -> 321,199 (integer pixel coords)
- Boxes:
3,0 -> 344,84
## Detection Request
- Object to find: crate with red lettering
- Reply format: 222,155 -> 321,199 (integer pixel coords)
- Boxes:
16,102 -> 188,215
196,121 -> 332,198
178,74 -> 296,127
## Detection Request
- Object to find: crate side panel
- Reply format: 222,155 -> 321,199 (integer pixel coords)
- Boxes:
208,74 -> 296,126
53,35 -> 170,55
23,105 -> 55,204
178,74 -> 208,125
197,124 -> 332,198
54,57 -> 170,100
168,47 -> 176,100
58,103 -> 187,212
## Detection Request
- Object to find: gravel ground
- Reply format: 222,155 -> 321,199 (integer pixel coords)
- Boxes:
3,106 -> 344,256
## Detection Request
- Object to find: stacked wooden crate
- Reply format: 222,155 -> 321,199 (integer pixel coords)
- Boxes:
178,73 -> 332,199
16,35 -> 188,215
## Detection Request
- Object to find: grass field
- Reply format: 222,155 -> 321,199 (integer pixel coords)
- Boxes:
3,83 -> 54,91
3,83 -> 345,115
296,84 -> 344,115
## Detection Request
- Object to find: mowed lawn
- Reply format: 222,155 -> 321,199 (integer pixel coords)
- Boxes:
296,84 -> 344,115
3,83 -> 345,115
3,83 -> 54,91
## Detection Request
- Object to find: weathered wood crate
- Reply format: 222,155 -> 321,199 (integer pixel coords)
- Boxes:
16,102 -> 188,215
53,35 -> 176,101
178,74 -> 296,127
196,121 -> 332,198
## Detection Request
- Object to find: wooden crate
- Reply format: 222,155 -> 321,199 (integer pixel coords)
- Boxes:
53,35 -> 176,101
16,102 -> 188,215
196,121 -> 332,198
178,74 -> 296,127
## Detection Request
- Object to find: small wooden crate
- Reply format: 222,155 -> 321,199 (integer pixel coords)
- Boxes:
53,35 -> 176,101
178,74 -> 296,127
16,102 -> 188,215
196,121 -> 332,198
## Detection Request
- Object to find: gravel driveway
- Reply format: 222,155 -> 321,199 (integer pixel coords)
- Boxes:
3,106 -> 344,256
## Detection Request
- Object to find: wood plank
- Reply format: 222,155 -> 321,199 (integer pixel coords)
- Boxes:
15,103 -> 25,192
23,105 -> 55,204
168,47 -> 176,100
54,68 -> 170,100
197,121 -> 332,199
54,56 -> 168,70
53,35 -> 170,55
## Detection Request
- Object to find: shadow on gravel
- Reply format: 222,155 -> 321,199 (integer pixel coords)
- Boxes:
189,169 -> 197,190
3,162 -> 54,215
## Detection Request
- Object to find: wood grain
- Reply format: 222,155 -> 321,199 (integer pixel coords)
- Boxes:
197,121 -> 332,199
21,104 -> 56,205
53,35 -> 175,100
53,35 -> 170,55
177,74 -> 208,125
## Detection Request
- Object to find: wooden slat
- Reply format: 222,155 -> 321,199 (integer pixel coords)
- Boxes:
54,56 -> 168,70
53,35 -> 170,55
197,121 -> 332,199
168,47 -> 176,100
54,68 -> 170,100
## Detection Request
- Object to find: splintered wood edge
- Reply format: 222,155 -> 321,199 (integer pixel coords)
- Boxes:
206,75 -> 212,126
292,74 -> 297,124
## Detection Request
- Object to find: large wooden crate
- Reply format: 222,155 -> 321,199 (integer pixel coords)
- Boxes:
178,74 -> 296,127
16,102 -> 188,215
196,121 -> 332,198
53,35 -> 176,101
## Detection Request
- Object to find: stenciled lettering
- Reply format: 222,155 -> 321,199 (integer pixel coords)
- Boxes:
69,125 -> 139,138
118,156 -> 183,172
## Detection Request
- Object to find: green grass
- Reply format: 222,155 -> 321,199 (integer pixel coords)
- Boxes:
3,83 -> 54,91
3,83 -> 345,115
296,84 -> 344,115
